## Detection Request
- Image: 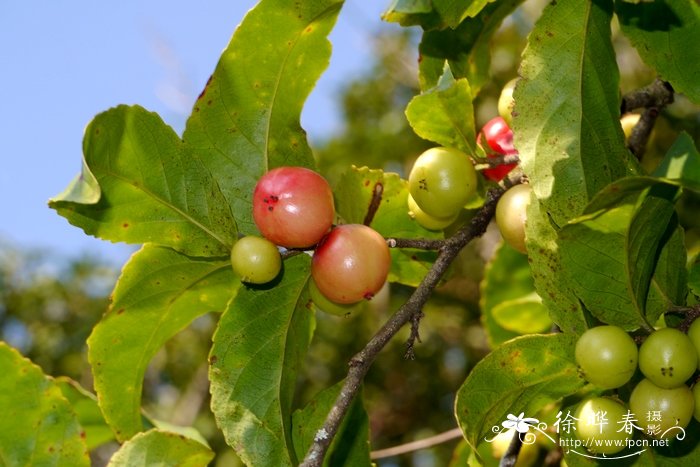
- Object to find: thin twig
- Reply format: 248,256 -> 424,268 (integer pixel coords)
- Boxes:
499,431 -> 524,467
628,107 -> 659,160
386,237 -> 444,250
404,310 -> 424,360
299,187 -> 505,467
364,182 -> 384,226
473,154 -> 520,171
370,427 -> 463,459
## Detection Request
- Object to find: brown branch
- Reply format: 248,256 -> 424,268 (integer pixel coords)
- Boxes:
386,237 -> 444,250
369,427 -> 463,459
474,154 -> 520,171
620,78 -> 674,115
628,107 -> 659,161
299,187 -> 505,467
404,310 -> 424,360
499,431 -> 524,467
364,182 -> 384,226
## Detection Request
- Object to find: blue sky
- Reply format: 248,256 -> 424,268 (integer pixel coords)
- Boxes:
0,1 -> 394,265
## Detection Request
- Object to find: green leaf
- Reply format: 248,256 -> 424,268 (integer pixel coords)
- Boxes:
382,0 -> 441,28
616,0 -> 700,103
514,0 -> 631,227
418,1 -> 523,93
405,67 -> 477,155
525,197 -> 593,335
183,0 -> 343,237
107,429 -> 214,466
690,262 -> 700,299
0,343 -> 89,466
88,245 -> 236,441
209,254 -> 314,466
50,105 -> 237,256
433,0 -> 497,28
56,377 -> 115,450
559,184 -> 686,330
454,333 -> 585,449
292,381 -> 371,467
480,243 -> 550,346
334,166 -> 439,287
653,132 -> 700,193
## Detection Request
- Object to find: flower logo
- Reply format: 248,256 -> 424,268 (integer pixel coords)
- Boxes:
502,412 -> 539,434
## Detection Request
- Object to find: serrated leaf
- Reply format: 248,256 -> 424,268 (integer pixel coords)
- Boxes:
653,132 -> 700,193
480,243 -> 549,346
616,0 -> 700,103
56,377 -> 115,450
418,1 -> 523,93
405,68 -> 477,155
334,166 -> 439,287
209,254 -> 314,466
107,429 -> 214,467
0,343 -> 89,466
292,381 -> 371,467
50,105 -> 237,256
88,245 -> 236,441
559,184 -> 686,330
514,0 -> 631,227
183,0 -> 343,236
454,333 -> 585,449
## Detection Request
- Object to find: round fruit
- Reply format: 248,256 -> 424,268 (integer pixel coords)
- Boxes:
253,166 -> 335,248
687,319 -> 700,368
230,236 -> 281,284
497,78 -> 518,125
495,184 -> 532,254
407,194 -> 458,231
575,325 -> 638,389
311,224 -> 391,304
408,147 -> 477,219
629,378 -> 694,439
693,384 -> 700,422
575,397 -> 633,454
308,278 -> 364,318
638,327 -> 697,389
478,116 -> 518,182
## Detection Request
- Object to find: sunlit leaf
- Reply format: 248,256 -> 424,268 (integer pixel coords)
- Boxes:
107,429 -> 214,467
616,0 -> 700,103
183,0 -> 343,236
89,245 -> 236,441
0,343 -> 89,466
292,381 -> 371,466
334,166 -> 440,287
209,254 -> 313,466
514,0 -> 631,227
653,132 -> 700,193
455,334 -> 584,449
50,106 -> 237,256
405,67 -> 477,155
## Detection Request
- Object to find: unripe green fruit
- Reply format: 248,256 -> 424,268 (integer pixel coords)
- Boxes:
687,319 -> 700,369
407,194 -> 457,231
575,397 -> 633,454
408,147 -> 477,219
575,325 -> 638,389
230,236 -> 281,284
497,78 -> 518,126
495,184 -> 532,254
639,327 -> 697,389
693,383 -> 700,422
629,378 -> 694,439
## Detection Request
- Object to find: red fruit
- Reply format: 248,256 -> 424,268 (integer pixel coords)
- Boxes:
311,224 -> 391,304
253,167 -> 335,249
478,116 -> 518,181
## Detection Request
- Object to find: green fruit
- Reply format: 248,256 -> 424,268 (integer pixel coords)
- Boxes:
495,184 -> 532,254
407,194 -> 458,231
639,327 -> 697,389
629,378 -> 694,439
575,397 -> 633,454
693,383 -> 700,422
687,319 -> 700,368
497,78 -> 518,125
408,147 -> 477,219
230,236 -> 281,284
575,325 -> 638,389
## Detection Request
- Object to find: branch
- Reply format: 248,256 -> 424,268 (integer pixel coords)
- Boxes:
474,154 -> 520,171
364,181 -> 384,226
369,427 -> 463,459
499,432 -> 524,467
299,187 -> 505,467
620,78 -> 674,115
386,237 -> 444,250
628,107 -> 659,161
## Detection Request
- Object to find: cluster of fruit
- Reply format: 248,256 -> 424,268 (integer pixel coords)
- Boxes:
572,323 -> 700,454
230,166 -> 390,307
406,78 -> 532,253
